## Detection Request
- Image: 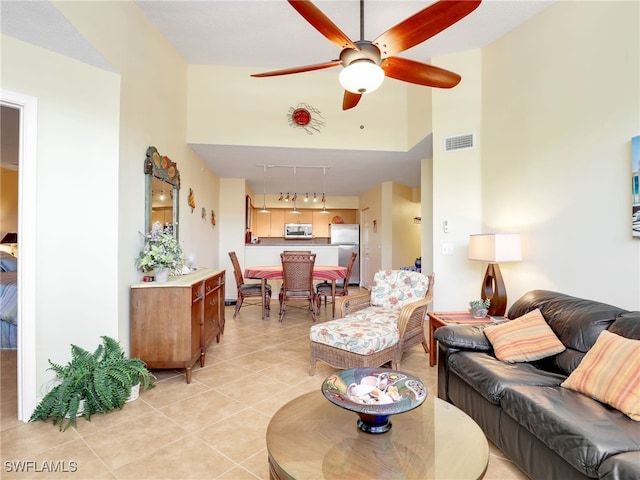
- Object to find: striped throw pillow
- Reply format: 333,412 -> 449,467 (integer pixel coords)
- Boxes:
561,330 -> 640,421
484,308 -> 565,363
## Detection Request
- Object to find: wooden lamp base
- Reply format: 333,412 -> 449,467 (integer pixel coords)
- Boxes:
481,263 -> 507,316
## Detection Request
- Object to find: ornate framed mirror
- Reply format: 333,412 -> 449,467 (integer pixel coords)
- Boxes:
144,146 -> 180,239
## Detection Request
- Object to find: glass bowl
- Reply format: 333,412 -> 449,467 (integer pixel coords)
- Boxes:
321,368 -> 427,434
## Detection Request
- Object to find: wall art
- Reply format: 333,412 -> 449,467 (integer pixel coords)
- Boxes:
632,135 -> 639,238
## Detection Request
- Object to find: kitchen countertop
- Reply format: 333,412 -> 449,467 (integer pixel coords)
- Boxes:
246,238 -> 332,246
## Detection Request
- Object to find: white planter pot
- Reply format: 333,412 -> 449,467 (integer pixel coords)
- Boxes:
65,399 -> 85,418
126,383 -> 140,403
155,269 -> 169,283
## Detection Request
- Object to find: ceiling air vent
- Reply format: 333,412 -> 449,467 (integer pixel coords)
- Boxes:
444,133 -> 475,152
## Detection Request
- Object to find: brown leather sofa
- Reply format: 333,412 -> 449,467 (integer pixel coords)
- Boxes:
435,290 -> 640,480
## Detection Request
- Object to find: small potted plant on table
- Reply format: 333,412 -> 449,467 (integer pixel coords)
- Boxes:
135,221 -> 185,282
469,299 -> 491,318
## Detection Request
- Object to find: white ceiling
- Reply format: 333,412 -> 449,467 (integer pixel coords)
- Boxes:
1,0 -> 555,196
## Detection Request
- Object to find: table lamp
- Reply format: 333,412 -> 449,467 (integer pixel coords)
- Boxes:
468,233 -> 522,316
0,232 -> 18,256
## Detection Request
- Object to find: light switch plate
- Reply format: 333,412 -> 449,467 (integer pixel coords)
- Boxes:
442,243 -> 454,255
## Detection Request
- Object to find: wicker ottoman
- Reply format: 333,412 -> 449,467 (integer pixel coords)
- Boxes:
308,309 -> 402,375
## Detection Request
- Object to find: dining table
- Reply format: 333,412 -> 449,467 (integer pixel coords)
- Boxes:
244,265 -> 347,319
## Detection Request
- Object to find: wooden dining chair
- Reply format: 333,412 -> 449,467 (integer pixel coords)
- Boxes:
316,251 -> 357,311
279,251 -> 317,323
228,251 -> 271,318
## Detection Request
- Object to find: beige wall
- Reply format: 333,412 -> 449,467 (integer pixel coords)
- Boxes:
480,0 -> 639,309
2,36 -> 121,393
430,1 -> 639,310
53,1 -> 223,346
2,2 -> 223,411
431,49 -> 484,309
391,183 -> 421,270
0,167 -> 18,247
187,65 -> 412,152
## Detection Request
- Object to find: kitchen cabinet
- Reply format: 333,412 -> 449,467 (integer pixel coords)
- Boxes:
255,209 -> 285,237
284,209 -> 312,224
130,269 -> 225,383
254,211 -> 272,237
254,208 -> 357,238
312,211 -> 331,238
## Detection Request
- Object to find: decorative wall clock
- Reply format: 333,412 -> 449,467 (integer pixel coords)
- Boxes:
287,103 -> 325,134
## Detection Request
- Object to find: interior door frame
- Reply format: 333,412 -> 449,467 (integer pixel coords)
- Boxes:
1,89 -> 38,421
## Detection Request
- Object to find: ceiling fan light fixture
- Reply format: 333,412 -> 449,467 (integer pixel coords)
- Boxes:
339,60 -> 384,94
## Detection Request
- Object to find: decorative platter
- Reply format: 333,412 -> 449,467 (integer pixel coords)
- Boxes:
322,368 -> 427,434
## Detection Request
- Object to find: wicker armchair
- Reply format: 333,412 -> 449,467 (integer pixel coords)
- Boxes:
316,251 -> 357,311
309,271 -> 434,375
228,251 -> 271,318
279,252 -> 317,323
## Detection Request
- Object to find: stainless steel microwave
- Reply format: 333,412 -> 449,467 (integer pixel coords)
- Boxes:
284,223 -> 313,238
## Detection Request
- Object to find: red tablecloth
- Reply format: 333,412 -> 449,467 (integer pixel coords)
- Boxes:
244,265 -> 347,282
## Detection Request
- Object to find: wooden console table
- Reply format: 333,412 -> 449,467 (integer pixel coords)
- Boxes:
130,269 -> 225,383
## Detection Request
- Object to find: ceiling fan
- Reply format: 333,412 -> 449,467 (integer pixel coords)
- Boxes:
251,0 -> 482,110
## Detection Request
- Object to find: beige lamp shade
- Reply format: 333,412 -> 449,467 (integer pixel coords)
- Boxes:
468,233 -> 522,317
468,233 -> 522,263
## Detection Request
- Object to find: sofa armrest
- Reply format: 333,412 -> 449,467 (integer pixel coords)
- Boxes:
435,325 -> 492,402
336,291 -> 372,317
434,324 -> 493,351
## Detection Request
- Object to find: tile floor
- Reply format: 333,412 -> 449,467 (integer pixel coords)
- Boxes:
1,297 -> 529,479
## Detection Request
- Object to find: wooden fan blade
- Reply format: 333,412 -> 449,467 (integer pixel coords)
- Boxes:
251,60 -> 341,77
342,91 -> 362,110
381,57 -> 461,88
288,0 -> 359,50
373,0 -> 482,58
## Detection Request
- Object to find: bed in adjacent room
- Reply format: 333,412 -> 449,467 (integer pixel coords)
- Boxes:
0,252 -> 18,349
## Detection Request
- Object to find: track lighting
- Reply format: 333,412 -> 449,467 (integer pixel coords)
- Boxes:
258,165 -> 330,207
319,168 -> 330,214
259,165 -> 270,213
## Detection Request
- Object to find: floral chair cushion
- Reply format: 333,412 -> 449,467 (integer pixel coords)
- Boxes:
370,270 -> 430,309
309,306 -> 400,355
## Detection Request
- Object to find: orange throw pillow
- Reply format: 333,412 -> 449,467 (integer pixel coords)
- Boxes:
561,330 -> 640,421
484,309 -> 565,363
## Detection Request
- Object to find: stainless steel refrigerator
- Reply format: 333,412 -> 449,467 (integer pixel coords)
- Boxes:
330,224 -> 360,285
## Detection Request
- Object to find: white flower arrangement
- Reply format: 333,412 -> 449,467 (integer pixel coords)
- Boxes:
135,222 -> 185,273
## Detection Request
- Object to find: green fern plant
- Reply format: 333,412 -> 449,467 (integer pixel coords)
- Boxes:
29,336 -> 155,431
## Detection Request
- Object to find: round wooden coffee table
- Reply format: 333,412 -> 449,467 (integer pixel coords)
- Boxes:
267,390 -> 489,479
